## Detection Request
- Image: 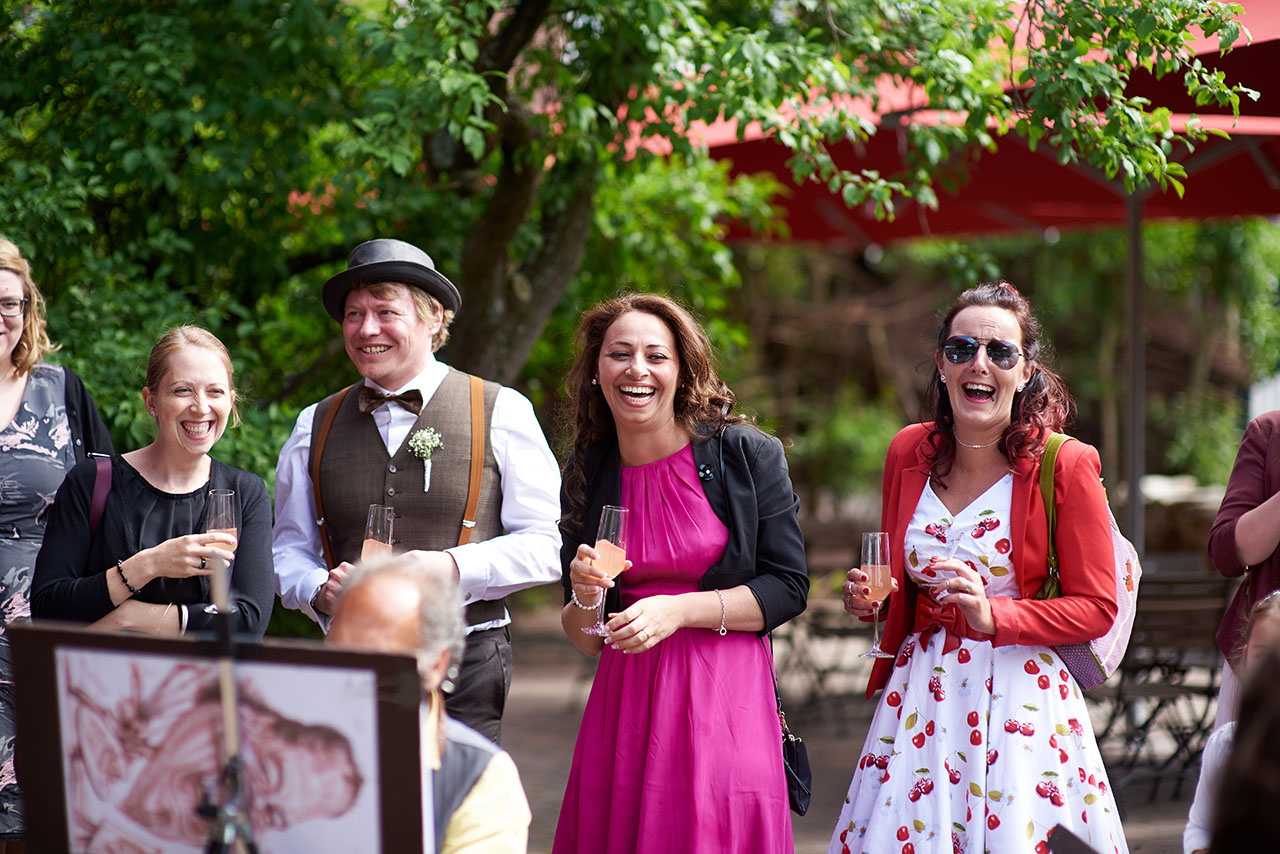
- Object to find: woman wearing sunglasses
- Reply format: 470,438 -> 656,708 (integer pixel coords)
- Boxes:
829,282 -> 1127,854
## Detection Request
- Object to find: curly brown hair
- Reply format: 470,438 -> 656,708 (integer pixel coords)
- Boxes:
560,293 -> 746,527
923,281 -> 1074,484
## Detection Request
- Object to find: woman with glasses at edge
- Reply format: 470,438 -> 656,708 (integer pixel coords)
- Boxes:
829,282 -> 1128,854
0,236 -> 113,852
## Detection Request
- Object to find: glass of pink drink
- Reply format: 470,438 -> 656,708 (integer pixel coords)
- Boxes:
361,504 -> 395,562
859,531 -> 894,659
203,489 -> 238,615
582,505 -> 629,637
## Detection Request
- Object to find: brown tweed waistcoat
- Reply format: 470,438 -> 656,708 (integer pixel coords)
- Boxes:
310,368 -> 504,624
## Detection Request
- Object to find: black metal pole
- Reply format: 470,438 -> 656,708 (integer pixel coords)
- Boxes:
1124,193 -> 1146,558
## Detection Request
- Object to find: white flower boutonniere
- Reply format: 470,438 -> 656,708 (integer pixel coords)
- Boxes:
408,427 -> 443,492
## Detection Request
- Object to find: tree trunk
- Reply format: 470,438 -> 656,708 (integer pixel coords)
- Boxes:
445,152 -> 599,384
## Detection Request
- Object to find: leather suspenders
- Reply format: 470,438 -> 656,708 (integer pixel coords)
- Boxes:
310,384 -> 356,571
458,374 -> 485,546
310,375 -> 487,570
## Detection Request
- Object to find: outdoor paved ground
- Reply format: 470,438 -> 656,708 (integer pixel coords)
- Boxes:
505,608 -> 1194,853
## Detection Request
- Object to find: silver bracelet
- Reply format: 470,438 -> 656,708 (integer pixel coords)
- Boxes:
570,588 -> 603,610
714,589 -> 727,636
178,604 -> 189,636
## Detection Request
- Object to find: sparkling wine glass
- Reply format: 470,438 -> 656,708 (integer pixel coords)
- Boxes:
581,505 -> 629,637
203,489 -> 238,615
361,504 -> 395,562
859,531 -> 894,659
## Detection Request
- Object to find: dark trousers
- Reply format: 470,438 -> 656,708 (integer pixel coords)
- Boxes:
444,626 -> 512,744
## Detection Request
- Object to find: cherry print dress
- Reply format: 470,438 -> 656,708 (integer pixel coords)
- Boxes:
829,475 -> 1128,854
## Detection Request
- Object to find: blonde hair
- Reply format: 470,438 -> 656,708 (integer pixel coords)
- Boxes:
145,325 -> 241,426
0,236 -> 59,375
356,282 -> 454,352
1244,590 -> 1280,653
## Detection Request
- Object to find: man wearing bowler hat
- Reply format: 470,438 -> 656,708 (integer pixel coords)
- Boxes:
272,238 -> 561,742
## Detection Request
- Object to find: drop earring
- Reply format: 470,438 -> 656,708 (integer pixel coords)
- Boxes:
939,374 -> 947,384
1016,383 -> 1025,392
590,377 -> 598,386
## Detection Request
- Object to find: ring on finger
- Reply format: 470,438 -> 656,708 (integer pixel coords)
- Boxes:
200,556 -> 207,570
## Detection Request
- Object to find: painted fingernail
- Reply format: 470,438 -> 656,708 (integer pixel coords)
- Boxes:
863,587 -> 871,596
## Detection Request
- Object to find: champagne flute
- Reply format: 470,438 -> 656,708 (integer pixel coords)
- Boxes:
204,489 -> 238,615
361,504 -> 395,562
581,505 -> 629,637
859,531 -> 894,659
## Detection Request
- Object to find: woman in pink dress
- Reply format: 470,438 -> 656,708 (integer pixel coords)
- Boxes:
554,293 -> 808,854
831,282 -> 1128,854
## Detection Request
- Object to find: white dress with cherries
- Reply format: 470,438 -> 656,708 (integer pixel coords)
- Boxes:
829,474 -> 1128,854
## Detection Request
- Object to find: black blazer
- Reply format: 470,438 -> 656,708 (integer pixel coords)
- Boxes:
560,423 -> 808,633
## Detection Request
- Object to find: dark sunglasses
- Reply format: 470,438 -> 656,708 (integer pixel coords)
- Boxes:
942,335 -> 1023,370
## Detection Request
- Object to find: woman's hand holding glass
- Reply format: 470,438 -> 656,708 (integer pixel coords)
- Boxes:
929,556 -> 995,635
569,542 -> 613,605
842,569 -> 899,616
124,532 -> 238,586
569,542 -> 633,616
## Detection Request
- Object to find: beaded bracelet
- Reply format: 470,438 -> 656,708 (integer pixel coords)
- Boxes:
117,560 -> 139,597
570,588 -> 603,610
714,589 -> 727,636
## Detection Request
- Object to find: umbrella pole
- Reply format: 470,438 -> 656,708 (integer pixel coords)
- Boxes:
1124,193 -> 1146,558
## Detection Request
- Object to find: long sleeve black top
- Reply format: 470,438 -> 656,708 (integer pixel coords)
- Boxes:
31,455 -> 274,637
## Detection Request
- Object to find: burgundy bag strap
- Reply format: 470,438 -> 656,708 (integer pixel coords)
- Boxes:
89,455 -> 112,539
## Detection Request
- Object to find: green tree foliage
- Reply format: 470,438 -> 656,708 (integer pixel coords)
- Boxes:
1,1 -> 1257,509
4,0 -> 1252,409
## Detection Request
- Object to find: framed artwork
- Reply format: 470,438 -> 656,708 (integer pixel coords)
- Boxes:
12,624 -> 425,854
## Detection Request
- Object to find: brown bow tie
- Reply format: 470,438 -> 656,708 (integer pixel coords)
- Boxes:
357,386 -> 424,415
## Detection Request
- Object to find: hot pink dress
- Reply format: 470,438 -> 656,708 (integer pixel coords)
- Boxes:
553,445 -> 794,853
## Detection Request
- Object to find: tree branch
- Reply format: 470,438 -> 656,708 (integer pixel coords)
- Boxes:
480,0 -> 554,75
422,0 -> 553,178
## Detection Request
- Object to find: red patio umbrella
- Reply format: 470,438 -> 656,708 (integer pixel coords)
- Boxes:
705,1 -> 1280,547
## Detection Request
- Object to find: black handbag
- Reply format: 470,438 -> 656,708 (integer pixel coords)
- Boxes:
764,636 -> 812,815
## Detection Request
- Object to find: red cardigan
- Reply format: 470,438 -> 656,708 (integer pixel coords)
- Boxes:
866,423 -> 1119,697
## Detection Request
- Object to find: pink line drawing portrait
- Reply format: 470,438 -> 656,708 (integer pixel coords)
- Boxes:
57,650 -> 380,853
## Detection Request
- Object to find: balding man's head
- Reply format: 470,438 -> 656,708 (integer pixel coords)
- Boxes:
327,554 -> 465,691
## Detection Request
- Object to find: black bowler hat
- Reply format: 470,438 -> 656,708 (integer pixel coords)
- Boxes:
321,238 -> 462,321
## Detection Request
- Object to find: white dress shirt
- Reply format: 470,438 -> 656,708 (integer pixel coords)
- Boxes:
1184,721 -> 1233,854
272,352 -> 562,631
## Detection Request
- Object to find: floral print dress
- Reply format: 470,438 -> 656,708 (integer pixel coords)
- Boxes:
0,364 -> 78,837
830,474 -> 1128,854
